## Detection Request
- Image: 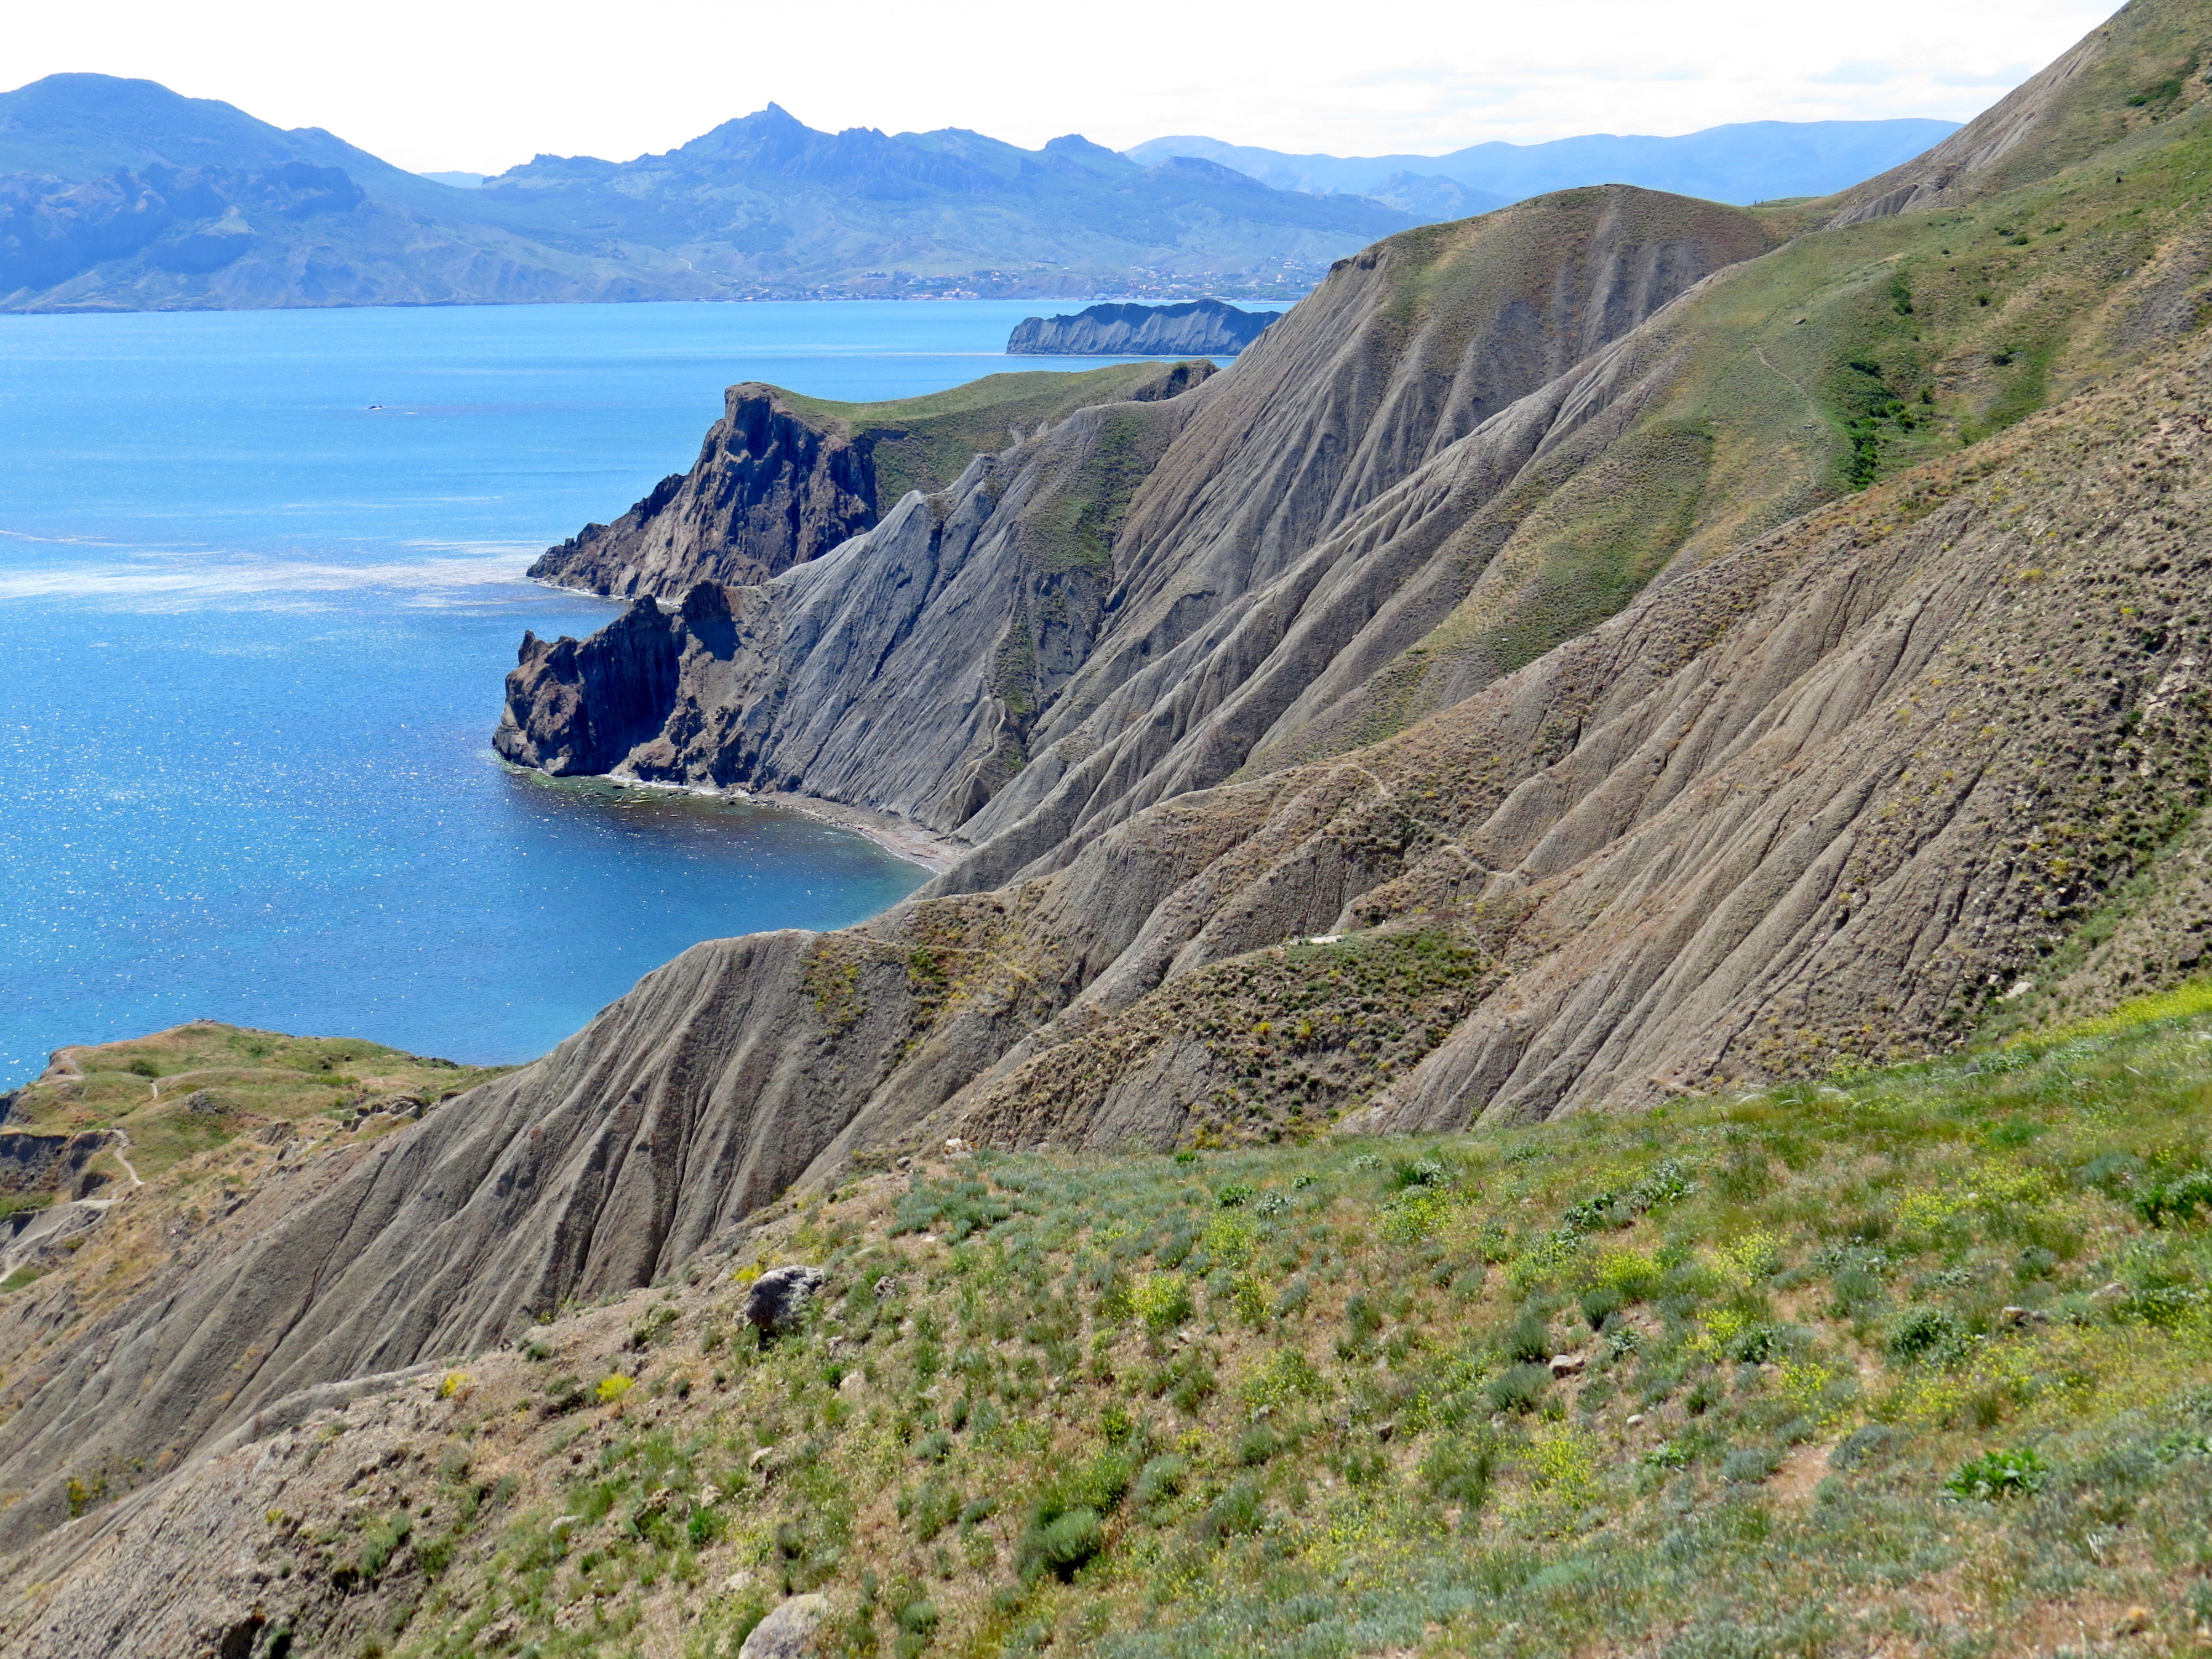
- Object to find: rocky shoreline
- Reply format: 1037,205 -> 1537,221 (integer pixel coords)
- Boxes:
593,770 -> 969,874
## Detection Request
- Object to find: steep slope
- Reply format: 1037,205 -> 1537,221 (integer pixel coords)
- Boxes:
1823,0 -> 2209,226
500,185 -> 1783,836
3,0 -> 2211,1595
943,12 -> 2212,886
13,198 -> 2207,1579
0,1024 -> 508,1392
525,362 -> 1198,601
502,21 -> 2211,877
8,1010 -> 2212,1659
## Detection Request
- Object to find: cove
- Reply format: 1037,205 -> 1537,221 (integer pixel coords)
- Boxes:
0,299 -> 1214,1083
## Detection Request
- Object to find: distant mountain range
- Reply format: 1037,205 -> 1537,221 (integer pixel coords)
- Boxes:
468,105 -> 1409,301
0,76 -> 1406,311
0,75 -> 690,310
0,74 -> 1967,314
1124,119 -> 1962,212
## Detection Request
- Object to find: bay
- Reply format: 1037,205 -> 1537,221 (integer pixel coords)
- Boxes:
0,299 -> 1269,1084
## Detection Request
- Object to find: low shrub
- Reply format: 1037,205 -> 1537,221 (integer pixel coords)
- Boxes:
1886,1306 -> 1965,1366
1721,1446 -> 1781,1484
1946,1446 -> 2049,1500
1488,1363 -> 1551,1415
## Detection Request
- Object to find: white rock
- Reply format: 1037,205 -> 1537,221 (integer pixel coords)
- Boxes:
739,1593 -> 829,1659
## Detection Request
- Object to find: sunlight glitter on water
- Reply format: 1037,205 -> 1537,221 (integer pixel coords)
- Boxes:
0,299 -> 1234,1082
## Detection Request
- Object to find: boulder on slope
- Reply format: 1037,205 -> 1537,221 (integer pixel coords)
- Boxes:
743,1266 -> 825,1335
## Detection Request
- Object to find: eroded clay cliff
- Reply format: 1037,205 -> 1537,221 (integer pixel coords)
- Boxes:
500,184 -> 1783,842
3,4 -> 2211,1619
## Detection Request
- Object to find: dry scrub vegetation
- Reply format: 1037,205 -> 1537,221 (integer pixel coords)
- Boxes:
92,982 -> 2212,1659
0,1024 -> 505,1378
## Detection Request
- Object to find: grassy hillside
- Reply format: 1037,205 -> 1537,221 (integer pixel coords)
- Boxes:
1304,46 -> 2212,756
776,364 -> 1211,505
0,1021 -> 505,1183
1823,0 -> 2212,220
0,1024 -> 508,1350
75,983 -> 2212,1658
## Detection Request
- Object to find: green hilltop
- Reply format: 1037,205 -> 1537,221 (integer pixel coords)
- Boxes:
1287,1 -> 2212,759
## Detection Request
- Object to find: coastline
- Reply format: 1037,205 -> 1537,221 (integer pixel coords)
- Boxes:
745,788 -> 966,875
592,767 -> 966,875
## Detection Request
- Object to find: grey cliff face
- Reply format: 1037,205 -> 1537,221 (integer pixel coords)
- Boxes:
1006,298 -> 1280,356
494,596 -> 684,776
520,362 -> 1215,606
497,392 -> 1209,830
526,384 -> 879,599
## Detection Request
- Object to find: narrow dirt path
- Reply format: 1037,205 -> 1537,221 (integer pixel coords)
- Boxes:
146,1065 -> 301,1102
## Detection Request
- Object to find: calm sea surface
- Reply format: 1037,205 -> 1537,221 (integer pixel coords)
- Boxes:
0,299 -> 1266,1084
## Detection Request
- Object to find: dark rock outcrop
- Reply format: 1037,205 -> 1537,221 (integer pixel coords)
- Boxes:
528,384 -> 878,599
497,387 -> 1218,826
743,1265 -> 824,1334
524,360 -> 1214,602
0,1133 -> 109,1201
1007,299 -> 1279,356
498,595 -> 684,776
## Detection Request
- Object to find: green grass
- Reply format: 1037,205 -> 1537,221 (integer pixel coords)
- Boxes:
775,363 -> 1201,505
1,1021 -> 509,1180
2025,976 -> 2212,1046
1296,72 -> 2212,766
368,978 -> 2212,1659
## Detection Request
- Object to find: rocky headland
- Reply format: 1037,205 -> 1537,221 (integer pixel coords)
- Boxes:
524,362 -> 1209,602
1005,298 -> 1281,356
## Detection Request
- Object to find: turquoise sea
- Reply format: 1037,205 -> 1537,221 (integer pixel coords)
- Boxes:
0,299 -> 1267,1084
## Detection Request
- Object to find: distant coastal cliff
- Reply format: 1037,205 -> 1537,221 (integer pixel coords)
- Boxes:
523,361 -> 1209,601
1006,298 -> 1280,356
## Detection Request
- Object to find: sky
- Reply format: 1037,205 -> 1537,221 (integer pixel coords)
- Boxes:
6,0 -> 2128,174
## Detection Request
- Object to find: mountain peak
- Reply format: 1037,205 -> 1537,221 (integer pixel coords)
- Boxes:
1042,133 -> 1117,158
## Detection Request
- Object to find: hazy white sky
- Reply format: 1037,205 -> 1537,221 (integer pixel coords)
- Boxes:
8,0 -> 2127,174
